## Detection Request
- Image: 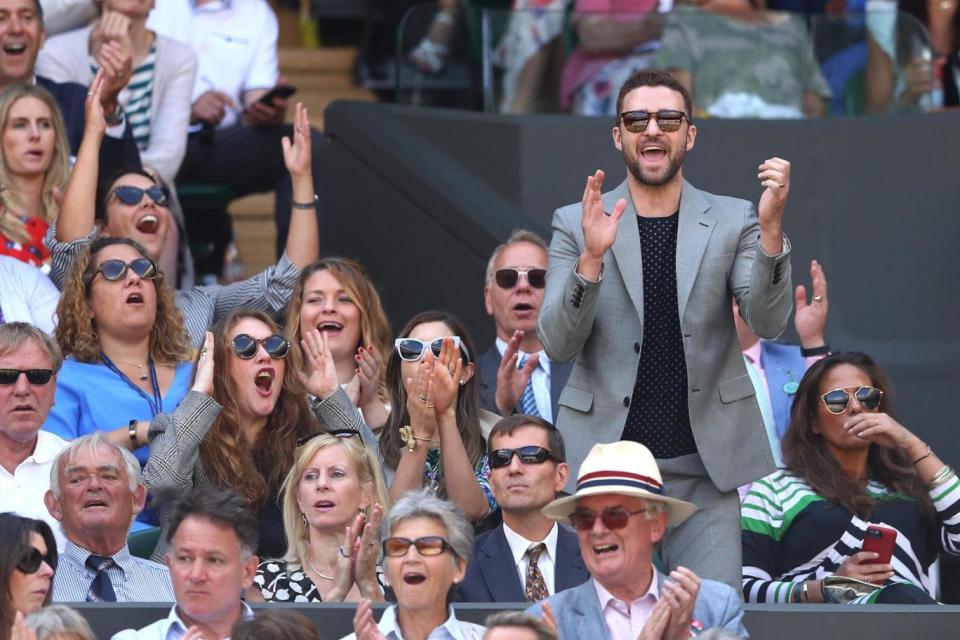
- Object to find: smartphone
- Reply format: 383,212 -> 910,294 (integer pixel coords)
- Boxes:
256,85 -> 297,106
862,525 -> 897,565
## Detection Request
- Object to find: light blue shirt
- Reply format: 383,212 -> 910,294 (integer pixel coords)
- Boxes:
52,541 -> 174,603
340,605 -> 485,640
494,337 -> 554,423
111,602 -> 254,640
43,359 -> 193,465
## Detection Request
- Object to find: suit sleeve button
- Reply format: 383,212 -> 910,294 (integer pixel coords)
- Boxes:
634,342 -> 640,353
623,397 -> 630,407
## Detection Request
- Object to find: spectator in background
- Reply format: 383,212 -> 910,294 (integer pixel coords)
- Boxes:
654,0 -> 831,117
111,488 -> 259,640
561,0 -> 666,115
37,0 -> 95,35
0,257 -> 59,333
37,0 -> 197,183
0,323 -> 67,549
0,85 -> 70,270
46,236 -> 193,466
736,259 -> 830,468
45,434 -> 175,603
146,0 -> 323,257
285,258 -> 394,430
742,352 -> 960,604
479,230 -> 571,423
0,514 -> 57,637
25,604 -> 95,640
46,85 -> 320,347
0,0 -> 141,176
407,0 -> 459,74
483,611 -> 558,640
231,611 -> 321,640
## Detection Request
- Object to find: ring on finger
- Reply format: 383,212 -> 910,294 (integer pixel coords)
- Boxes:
338,545 -> 351,558
417,393 -> 428,403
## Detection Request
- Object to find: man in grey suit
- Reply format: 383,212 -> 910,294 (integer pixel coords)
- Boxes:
537,69 -> 793,590
526,441 -> 747,639
479,230 -> 573,421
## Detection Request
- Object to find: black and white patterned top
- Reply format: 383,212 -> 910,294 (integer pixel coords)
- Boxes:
254,560 -> 322,603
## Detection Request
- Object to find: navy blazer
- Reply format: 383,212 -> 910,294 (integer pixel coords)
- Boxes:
37,76 -> 142,178
477,344 -> 573,421
455,524 -> 589,602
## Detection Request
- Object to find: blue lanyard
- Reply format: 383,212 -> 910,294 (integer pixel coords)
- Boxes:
99,354 -> 163,417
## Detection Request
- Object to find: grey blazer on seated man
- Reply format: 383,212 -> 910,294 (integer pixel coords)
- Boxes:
538,178 -> 792,493
526,574 -> 748,639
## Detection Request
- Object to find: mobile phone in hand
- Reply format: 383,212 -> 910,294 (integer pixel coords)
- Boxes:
256,85 -> 297,107
862,525 -> 897,565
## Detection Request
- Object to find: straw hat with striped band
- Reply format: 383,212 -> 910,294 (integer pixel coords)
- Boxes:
541,441 -> 697,527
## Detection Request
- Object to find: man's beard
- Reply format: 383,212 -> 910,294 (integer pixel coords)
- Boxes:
626,146 -> 686,187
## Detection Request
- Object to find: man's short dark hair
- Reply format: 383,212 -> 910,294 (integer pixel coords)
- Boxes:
231,611 -> 320,640
615,70 -> 693,121
484,611 -> 558,640
164,488 -> 258,557
487,414 -> 565,463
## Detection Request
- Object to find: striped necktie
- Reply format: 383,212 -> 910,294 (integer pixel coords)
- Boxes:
85,554 -> 117,602
518,355 -> 540,417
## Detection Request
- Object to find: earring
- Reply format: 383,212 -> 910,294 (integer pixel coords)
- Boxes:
459,380 -> 466,386
358,507 -> 368,522
301,513 -> 308,528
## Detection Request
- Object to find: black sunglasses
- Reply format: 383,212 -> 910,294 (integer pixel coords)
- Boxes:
488,446 -> 556,469
569,507 -> 647,532
296,429 -> 361,447
495,268 -> 546,289
0,368 -> 54,385
232,334 -> 290,360
382,536 -> 456,558
112,185 -> 170,207
394,336 -> 470,363
620,110 -> 689,133
88,258 -> 158,285
820,386 -> 883,415
17,547 -> 55,574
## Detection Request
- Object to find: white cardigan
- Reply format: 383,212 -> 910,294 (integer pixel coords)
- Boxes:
0,256 -> 59,334
37,25 -> 198,182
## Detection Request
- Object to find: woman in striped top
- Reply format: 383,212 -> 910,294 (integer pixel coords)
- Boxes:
742,352 -> 960,604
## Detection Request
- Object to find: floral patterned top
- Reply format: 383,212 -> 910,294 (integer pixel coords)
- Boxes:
423,448 -> 498,515
1,215 -> 50,268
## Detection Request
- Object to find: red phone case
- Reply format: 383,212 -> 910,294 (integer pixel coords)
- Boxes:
862,525 -> 897,565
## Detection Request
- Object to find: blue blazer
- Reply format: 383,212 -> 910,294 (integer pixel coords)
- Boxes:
526,573 -> 748,638
455,524 -> 588,602
758,341 -> 807,439
477,344 -> 573,420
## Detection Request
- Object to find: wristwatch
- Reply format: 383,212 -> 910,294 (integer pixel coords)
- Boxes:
105,103 -> 125,127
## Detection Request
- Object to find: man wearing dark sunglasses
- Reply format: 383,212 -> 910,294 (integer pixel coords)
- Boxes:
538,69 -> 793,591
456,415 -> 588,603
479,230 -> 572,423
0,323 -> 69,550
527,441 -> 746,639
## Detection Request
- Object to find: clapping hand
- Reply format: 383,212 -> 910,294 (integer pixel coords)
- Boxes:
325,511 -> 366,602
355,503 -> 385,601
495,330 -> 538,416
191,332 -> 215,396
581,170 -> 627,270
355,345 -> 384,406
660,567 -> 700,640
794,259 -> 828,349
431,338 -> 462,417
281,103 -> 312,181
354,599 -> 387,640
299,329 -> 340,400
84,70 -> 107,140
404,357 -> 438,441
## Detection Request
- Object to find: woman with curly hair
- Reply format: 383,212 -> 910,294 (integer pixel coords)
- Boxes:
285,257 -> 393,429
0,85 -> 71,268
44,235 -> 193,465
145,310 -> 368,558
742,352 -> 960,604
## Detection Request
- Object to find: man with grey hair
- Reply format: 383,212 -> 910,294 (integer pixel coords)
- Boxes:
44,433 -> 174,602
112,487 -> 258,639
527,441 -> 746,639
479,229 -> 572,421
0,322 -> 68,548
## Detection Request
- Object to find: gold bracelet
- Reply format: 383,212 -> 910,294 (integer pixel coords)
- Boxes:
927,465 -> 955,490
911,444 -> 933,466
128,419 -> 138,447
399,426 -> 431,452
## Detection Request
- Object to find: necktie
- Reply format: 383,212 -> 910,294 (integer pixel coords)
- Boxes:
524,543 -> 549,602
86,554 -> 117,602
518,355 -> 540,417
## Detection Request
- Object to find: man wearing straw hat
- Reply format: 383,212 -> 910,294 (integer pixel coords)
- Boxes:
527,441 -> 747,639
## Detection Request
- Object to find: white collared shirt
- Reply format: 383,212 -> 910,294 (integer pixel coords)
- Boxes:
494,338 -> 553,423
593,573 -> 659,640
359,605 -> 483,640
501,522 -> 559,596
111,602 -> 254,640
0,431 -> 69,549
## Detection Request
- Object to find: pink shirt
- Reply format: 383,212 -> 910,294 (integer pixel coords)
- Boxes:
593,573 -> 659,640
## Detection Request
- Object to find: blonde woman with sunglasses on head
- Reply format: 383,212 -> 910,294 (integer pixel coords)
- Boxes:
742,352 -> 960,605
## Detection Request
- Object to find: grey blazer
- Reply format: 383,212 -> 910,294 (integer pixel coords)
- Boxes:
526,574 -> 749,638
538,179 -> 792,492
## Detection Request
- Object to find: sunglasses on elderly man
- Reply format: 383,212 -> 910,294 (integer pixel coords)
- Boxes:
495,268 -> 546,289
17,547 -> 55,574
231,334 -> 290,360
620,110 -> 689,133
0,369 -> 54,385
111,185 -> 170,207
820,386 -> 883,415
488,446 -> 556,469
394,337 -> 469,362
382,536 -> 456,558
569,507 -> 647,532
90,258 -> 158,284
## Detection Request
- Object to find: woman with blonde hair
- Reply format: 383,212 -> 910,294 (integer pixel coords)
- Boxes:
254,432 -> 388,602
0,85 -> 71,268
286,257 -> 393,428
46,235 -> 193,465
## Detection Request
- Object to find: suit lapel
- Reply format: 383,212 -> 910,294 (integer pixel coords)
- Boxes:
478,528 -> 525,601
608,180 -> 645,321
675,180 -> 715,322
555,526 -> 587,591
571,581 -> 610,639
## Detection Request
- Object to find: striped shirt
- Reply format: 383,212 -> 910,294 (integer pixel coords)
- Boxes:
91,45 -> 156,150
45,225 -> 301,348
741,469 -> 960,603
52,540 -> 175,603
